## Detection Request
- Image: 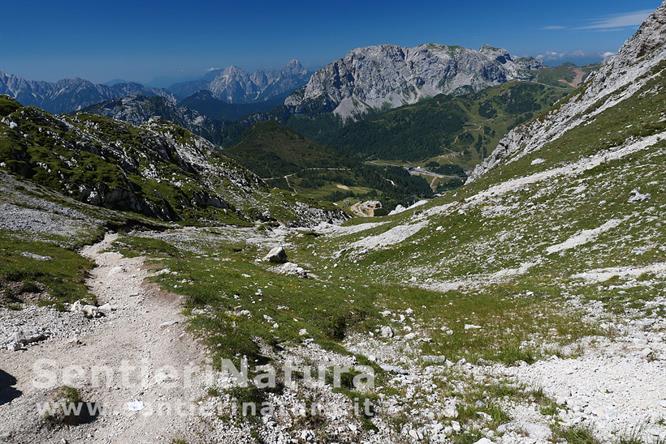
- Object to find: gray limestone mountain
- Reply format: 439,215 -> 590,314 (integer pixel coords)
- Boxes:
0,72 -> 170,114
169,59 -> 311,103
284,44 -> 543,119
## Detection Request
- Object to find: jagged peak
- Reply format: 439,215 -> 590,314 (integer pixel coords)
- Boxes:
479,44 -> 510,55
285,59 -> 304,68
287,42 -> 542,119
222,65 -> 245,76
609,1 -> 666,65
347,43 -> 403,54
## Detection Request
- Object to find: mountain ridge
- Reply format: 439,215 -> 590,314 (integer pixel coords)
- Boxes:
80,95 -> 226,145
469,4 -> 666,180
0,72 -> 171,114
285,44 -> 543,119
169,60 -> 311,103
0,95 -> 343,226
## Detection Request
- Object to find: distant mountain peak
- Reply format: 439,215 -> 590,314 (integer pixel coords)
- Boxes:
168,60 -> 312,103
223,65 -> 244,75
283,59 -> 307,75
0,71 -> 171,114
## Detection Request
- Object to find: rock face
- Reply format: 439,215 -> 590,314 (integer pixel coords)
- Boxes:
469,2 -> 666,180
0,72 -> 170,114
169,60 -> 311,103
275,262 -> 308,278
284,44 -> 542,119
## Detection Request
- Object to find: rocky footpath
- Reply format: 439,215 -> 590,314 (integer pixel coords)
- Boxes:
0,233 -> 210,443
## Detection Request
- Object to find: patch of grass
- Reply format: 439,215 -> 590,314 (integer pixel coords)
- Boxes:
0,230 -> 95,306
42,385 -> 91,426
376,285 -> 599,365
614,426 -> 665,444
451,430 -> 485,444
207,387 -> 221,397
529,388 -> 560,416
493,344 -> 538,365
0,95 -> 22,117
113,235 -> 183,258
133,237 -> 379,365
554,425 -> 601,444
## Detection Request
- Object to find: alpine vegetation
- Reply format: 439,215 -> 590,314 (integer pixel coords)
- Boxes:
0,2 -> 665,443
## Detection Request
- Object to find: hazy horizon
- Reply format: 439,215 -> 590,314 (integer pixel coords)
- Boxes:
0,0 -> 659,85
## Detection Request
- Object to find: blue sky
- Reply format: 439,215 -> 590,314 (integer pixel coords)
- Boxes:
0,0 -> 660,85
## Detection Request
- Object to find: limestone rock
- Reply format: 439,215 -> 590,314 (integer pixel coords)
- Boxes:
286,44 -> 542,120
264,246 -> 288,264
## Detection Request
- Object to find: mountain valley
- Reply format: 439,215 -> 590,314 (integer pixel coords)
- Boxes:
1,3 -> 665,444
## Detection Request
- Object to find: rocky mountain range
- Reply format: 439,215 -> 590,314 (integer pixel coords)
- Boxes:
81,95 -> 227,145
284,44 -> 543,119
169,59 -> 311,103
0,72 -> 170,114
1,2 -> 665,443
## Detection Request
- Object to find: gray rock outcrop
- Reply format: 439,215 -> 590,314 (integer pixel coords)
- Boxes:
285,44 -> 542,119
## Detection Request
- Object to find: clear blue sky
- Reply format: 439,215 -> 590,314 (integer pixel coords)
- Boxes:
0,0 -> 660,85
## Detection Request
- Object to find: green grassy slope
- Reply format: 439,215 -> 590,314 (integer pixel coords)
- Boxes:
0,232 -> 95,308
0,96 -> 344,226
304,59 -> 666,327
285,81 -> 570,169
535,63 -> 598,88
224,121 -> 347,178
224,121 -> 434,208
